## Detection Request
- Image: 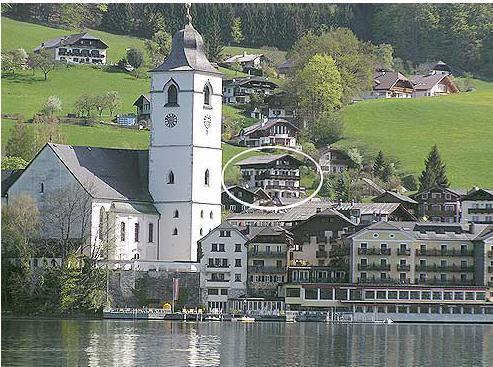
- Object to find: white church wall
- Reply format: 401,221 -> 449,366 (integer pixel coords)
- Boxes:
156,202 -> 193,261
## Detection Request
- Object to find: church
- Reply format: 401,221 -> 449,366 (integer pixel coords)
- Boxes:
3,8 -> 223,269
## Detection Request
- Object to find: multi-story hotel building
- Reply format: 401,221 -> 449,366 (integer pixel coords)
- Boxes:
461,188 -> 493,225
236,154 -> 304,199
246,226 -> 293,298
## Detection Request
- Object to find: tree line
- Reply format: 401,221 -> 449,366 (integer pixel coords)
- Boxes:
3,3 -> 493,76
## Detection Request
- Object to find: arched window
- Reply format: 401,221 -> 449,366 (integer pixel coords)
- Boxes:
209,211 -> 213,220
51,259 -> 57,267
120,222 -> 126,242
167,84 -> 178,105
168,171 -> 175,184
203,84 -> 211,106
174,209 -> 179,218
173,228 -> 178,236
98,207 -> 105,241
200,228 -> 203,236
134,253 -> 140,260
204,169 -> 210,186
200,210 -> 204,218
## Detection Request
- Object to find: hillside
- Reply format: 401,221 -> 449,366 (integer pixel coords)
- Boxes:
339,79 -> 493,188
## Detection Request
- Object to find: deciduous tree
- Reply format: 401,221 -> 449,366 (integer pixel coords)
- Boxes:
31,49 -> 60,80
144,31 -> 172,67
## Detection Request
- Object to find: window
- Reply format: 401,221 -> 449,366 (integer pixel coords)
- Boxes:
208,288 -> 219,295
200,210 -> 204,218
173,209 -> 179,218
39,182 -> 45,193
167,84 -> 178,105
235,274 -> 241,282
305,288 -> 318,300
235,244 -> 242,252
220,289 -> 228,296
168,171 -> 175,184
235,259 -> 242,267
209,211 -> 213,219
205,169 -> 210,186
120,222 -> 126,241
200,228 -> 203,236
212,243 -> 218,252
219,230 -> 231,237
173,227 -> 178,236
286,288 -> 300,298
98,207 -> 105,241
219,244 -> 225,252
203,84 -> 211,105
134,253 -> 140,260
134,223 -> 140,242
148,223 -> 154,242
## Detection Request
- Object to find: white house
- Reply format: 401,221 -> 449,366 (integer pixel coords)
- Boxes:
222,76 -> 278,105
461,188 -> 493,225
318,145 -> 351,174
236,118 -> 299,148
5,9 -> 223,268
198,223 -> 248,312
34,32 -> 108,64
410,71 -> 459,97
223,52 -> 264,71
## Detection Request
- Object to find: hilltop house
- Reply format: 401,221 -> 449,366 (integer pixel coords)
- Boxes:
236,154 -> 304,199
461,188 -> 493,225
223,52 -> 264,72
318,146 -> 351,174
34,32 -> 108,64
221,186 -> 271,213
222,76 -> 278,105
265,92 -> 297,120
365,70 -> 415,99
133,94 -> 151,122
411,187 -> 467,223
277,59 -> 294,77
410,72 -> 459,97
236,118 -> 299,148
372,191 -> 418,216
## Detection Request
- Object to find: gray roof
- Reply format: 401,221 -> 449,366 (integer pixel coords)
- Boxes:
374,71 -> 412,91
49,143 -> 152,202
34,32 -> 107,51
198,221 -> 248,243
224,53 -> 263,63
151,22 -> 220,74
111,202 -> 159,215
373,191 -> 418,204
223,76 -> 278,88
241,118 -> 299,137
335,202 -> 403,215
279,200 -> 334,222
1,169 -> 23,197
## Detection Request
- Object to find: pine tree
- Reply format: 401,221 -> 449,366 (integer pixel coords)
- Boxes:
419,145 -> 449,191
205,19 -> 224,63
373,150 -> 385,177
230,17 -> 244,45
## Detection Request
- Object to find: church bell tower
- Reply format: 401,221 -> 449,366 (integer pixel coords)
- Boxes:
149,4 -> 223,261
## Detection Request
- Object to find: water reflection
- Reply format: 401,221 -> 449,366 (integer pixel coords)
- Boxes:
2,319 -> 493,367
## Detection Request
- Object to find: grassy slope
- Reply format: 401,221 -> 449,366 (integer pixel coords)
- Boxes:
340,80 -> 493,188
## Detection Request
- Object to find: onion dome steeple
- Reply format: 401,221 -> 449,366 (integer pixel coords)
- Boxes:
151,3 -> 221,74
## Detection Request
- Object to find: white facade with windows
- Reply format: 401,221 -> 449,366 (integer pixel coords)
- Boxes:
198,224 -> 248,312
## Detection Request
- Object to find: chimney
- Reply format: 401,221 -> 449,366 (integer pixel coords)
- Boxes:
469,221 -> 475,234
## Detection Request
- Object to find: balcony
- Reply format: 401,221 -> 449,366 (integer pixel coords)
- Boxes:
488,251 -> 493,258
397,264 -> 411,271
248,250 -> 285,258
415,278 -> 474,286
415,264 -> 475,272
358,277 -> 409,285
358,263 -> 391,271
415,249 -> 474,257
207,264 -> 229,268
248,266 -> 286,274
206,278 -> 229,283
264,185 -> 302,191
316,250 -> 328,259
358,248 -> 391,256
255,173 -> 299,180
468,208 -> 493,214
397,249 -> 411,256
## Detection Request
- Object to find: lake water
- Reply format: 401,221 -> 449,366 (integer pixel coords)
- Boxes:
2,319 -> 493,367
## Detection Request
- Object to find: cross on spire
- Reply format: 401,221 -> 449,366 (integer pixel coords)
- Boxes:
185,3 -> 192,26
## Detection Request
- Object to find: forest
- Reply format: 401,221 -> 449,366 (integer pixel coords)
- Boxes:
3,3 -> 493,77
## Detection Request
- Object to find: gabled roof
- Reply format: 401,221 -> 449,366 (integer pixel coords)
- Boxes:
240,118 -> 299,137
223,76 -> 278,89
335,202 -> 403,215
374,71 -> 413,91
461,188 -> 493,201
473,225 -> 493,241
246,226 -> 293,243
48,143 -> 152,202
151,21 -> 220,75
224,53 -> 263,63
412,186 -> 468,199
34,32 -> 108,51
197,222 -> 248,243
236,154 -> 303,167
349,221 -> 416,240
410,73 -> 458,92
372,191 -> 418,205
133,94 -> 150,106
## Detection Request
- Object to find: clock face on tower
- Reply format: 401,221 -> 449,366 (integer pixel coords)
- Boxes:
164,113 -> 177,128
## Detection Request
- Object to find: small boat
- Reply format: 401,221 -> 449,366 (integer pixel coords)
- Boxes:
374,318 -> 394,324
205,316 -> 222,321
240,316 -> 255,323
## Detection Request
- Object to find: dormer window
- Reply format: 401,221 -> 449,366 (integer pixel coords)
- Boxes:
203,84 -> 211,106
204,169 -> 210,186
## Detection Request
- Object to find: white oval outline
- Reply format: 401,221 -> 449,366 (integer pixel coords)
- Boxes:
221,145 -> 324,211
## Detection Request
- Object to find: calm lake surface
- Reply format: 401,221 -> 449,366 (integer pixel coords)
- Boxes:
2,319 -> 493,367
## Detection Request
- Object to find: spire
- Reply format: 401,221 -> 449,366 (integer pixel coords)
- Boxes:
185,3 -> 192,26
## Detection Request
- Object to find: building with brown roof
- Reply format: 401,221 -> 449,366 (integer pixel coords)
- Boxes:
236,118 -> 299,148
365,70 -> 415,99
410,71 -> 459,97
